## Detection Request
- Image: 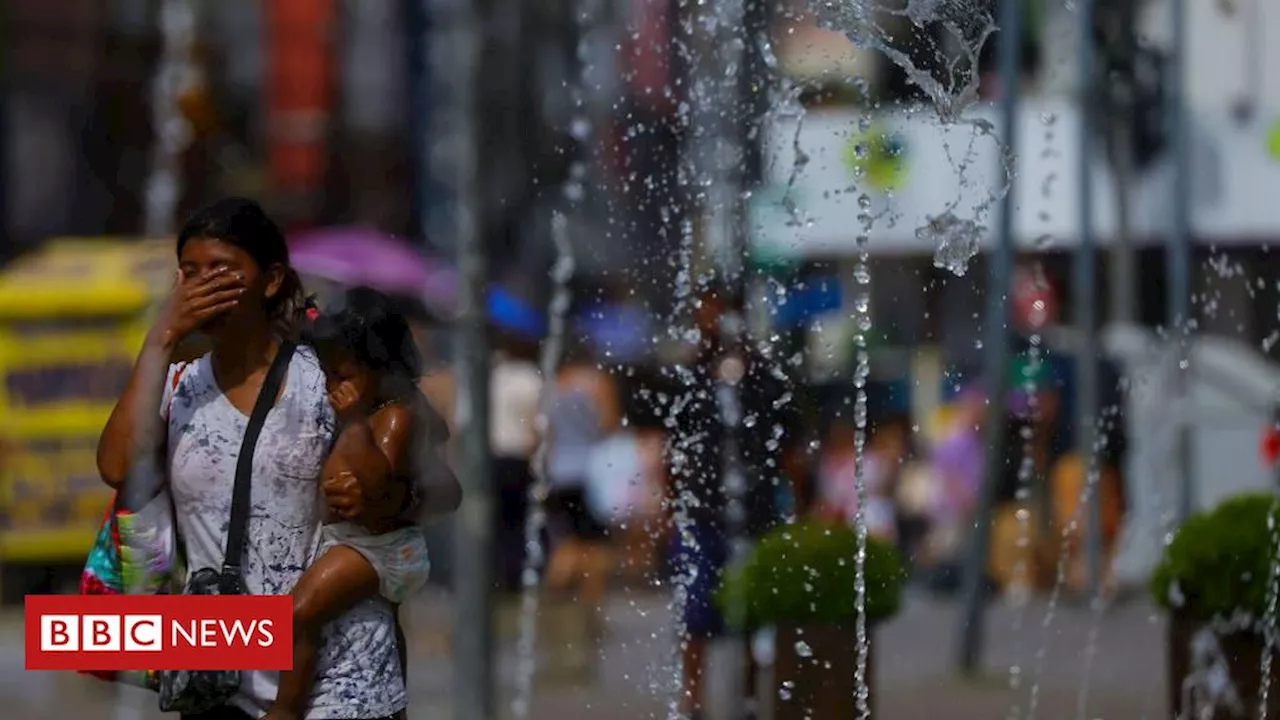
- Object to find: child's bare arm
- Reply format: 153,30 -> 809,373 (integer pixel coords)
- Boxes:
332,421 -> 392,485
371,401 -> 461,522
322,422 -> 400,532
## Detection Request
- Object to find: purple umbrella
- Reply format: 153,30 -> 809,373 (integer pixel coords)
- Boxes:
289,227 -> 457,313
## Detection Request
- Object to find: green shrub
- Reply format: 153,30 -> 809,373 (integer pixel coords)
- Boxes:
1149,492 -> 1280,620
716,520 -> 906,631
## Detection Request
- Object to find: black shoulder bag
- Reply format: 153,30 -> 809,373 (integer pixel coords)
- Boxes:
159,342 -> 295,714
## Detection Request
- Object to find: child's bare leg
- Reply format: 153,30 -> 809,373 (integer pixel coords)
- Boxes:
270,545 -> 379,718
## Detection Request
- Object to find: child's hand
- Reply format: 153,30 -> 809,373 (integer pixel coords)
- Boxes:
328,380 -> 363,421
323,470 -> 368,522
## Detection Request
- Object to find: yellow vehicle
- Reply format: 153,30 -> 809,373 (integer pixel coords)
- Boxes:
0,238 -> 174,597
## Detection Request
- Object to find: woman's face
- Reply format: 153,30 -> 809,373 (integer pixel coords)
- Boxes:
177,237 -> 283,339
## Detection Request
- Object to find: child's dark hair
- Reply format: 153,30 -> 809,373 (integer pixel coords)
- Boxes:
307,286 -> 424,397
176,197 -> 306,330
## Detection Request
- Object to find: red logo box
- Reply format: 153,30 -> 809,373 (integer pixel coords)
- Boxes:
25,594 -> 293,671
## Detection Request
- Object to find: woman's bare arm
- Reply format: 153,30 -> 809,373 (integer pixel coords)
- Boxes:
96,331 -> 175,489
98,269 -> 245,489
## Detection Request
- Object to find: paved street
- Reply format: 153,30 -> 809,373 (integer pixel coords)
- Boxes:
0,589 -> 1166,719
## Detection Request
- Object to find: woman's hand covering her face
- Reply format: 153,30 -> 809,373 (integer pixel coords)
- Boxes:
156,268 -> 246,348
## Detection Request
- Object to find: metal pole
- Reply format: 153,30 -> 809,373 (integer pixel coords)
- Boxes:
1074,0 -> 1103,600
957,0 -> 1020,675
143,0 -> 198,237
405,0 -> 429,244
411,0 -> 458,588
1109,130 -> 1135,324
1168,0 -> 1194,522
700,0 -> 747,284
1098,0 -> 1137,325
0,1 -> 7,253
696,0 -> 750,713
433,0 -> 492,714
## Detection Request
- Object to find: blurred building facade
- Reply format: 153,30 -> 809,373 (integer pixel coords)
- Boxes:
1,0 -> 1279,349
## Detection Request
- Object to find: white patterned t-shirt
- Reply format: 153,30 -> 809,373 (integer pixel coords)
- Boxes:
164,346 -> 406,719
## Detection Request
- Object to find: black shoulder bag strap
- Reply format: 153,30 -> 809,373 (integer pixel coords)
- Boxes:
219,341 -> 295,593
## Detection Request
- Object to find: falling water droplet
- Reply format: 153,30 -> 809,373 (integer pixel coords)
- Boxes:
921,211 -> 985,277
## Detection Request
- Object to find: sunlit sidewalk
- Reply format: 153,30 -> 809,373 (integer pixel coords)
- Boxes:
390,588 -> 1166,719
0,588 -> 1165,719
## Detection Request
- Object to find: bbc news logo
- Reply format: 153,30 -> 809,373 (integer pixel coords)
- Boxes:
25,595 -> 292,671
41,613 -> 275,652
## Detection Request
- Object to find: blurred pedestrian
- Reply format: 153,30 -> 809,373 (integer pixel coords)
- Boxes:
780,430 -> 818,519
988,355 -> 1062,593
667,284 -> 795,720
1051,424 -> 1125,599
924,385 -> 986,574
544,334 -> 621,613
490,331 -> 543,593
587,427 -> 667,582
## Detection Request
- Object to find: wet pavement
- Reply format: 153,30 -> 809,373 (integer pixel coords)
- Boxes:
1,589 -> 1165,719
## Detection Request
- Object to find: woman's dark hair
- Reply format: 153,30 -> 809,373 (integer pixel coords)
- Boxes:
176,197 -> 305,329
307,286 -> 424,398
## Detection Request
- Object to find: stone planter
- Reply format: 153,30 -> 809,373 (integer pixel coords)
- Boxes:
772,624 -> 874,720
1168,611 -> 1280,719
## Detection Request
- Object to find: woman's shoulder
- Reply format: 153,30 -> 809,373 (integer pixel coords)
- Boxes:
287,343 -> 327,388
290,341 -> 321,364
282,345 -> 334,429
169,353 -> 212,391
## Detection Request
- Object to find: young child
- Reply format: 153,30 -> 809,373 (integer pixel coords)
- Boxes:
266,287 -> 459,720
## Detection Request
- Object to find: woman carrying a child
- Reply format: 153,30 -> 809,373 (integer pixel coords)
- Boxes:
96,198 -> 458,720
